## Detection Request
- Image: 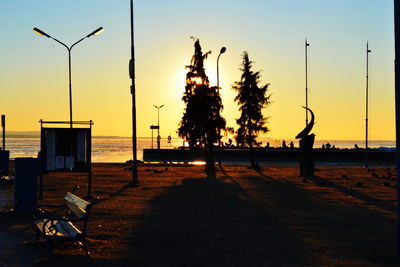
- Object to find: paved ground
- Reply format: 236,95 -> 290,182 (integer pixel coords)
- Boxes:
0,228 -> 41,266
0,186 -> 45,266
1,164 -> 400,266
0,185 -> 11,210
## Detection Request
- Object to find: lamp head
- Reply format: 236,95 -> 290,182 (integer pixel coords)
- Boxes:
87,27 -> 104,38
220,47 -> 227,54
33,27 -> 50,38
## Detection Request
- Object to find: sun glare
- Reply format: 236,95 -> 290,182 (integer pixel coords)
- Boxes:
191,77 -> 203,85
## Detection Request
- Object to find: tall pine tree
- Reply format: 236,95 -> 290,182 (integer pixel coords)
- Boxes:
232,52 -> 271,166
178,39 -> 226,178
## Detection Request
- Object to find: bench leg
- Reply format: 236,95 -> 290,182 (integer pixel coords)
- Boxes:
78,241 -> 90,256
46,240 -> 55,256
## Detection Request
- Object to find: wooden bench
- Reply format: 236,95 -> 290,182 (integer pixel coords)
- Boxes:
32,191 -> 95,255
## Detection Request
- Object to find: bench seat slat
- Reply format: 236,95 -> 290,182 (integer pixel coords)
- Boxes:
34,219 -> 81,238
65,193 -> 89,210
65,193 -> 89,218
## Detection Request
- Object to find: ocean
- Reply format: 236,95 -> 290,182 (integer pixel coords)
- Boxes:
3,137 -> 396,163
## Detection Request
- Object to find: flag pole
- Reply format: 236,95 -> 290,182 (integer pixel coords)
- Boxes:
305,39 -> 310,125
365,42 -> 371,169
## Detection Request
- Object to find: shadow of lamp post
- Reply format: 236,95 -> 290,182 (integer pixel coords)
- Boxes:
33,27 -> 104,129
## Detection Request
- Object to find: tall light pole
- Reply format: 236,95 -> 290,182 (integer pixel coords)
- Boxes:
217,47 -> 227,89
393,0 -> 400,256
129,0 -> 138,184
305,39 -> 310,125
217,47 -> 226,148
154,105 -> 164,149
33,27 -> 104,129
365,42 -> 372,168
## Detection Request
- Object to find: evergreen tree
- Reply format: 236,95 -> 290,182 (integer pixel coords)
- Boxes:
232,52 -> 271,165
178,39 -> 226,178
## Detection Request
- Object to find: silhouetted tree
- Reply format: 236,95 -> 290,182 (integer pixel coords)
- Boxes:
232,52 -> 271,167
178,39 -> 226,178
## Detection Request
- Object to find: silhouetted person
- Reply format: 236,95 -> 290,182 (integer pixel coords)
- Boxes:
266,142 -> 270,149
325,142 -> 331,150
289,141 -> 294,149
354,144 -> 359,150
157,135 -> 161,149
322,144 -> 325,150
282,140 -> 287,149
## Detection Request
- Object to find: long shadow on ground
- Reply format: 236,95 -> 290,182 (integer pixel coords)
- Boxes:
247,168 -> 398,265
125,177 -> 308,266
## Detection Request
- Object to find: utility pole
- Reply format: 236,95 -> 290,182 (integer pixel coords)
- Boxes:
365,42 -> 371,168
130,0 -> 138,184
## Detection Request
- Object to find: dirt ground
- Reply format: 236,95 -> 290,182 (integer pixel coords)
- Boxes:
1,163 -> 400,266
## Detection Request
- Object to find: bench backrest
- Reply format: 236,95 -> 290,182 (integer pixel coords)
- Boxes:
64,192 -> 91,219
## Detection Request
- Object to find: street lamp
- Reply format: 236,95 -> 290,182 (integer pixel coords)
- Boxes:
154,105 -> 164,149
216,47 -> 226,147
130,0 -> 138,184
33,26 -> 104,128
217,47 -> 227,89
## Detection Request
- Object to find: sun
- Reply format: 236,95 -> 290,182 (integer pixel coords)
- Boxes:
190,77 -> 204,85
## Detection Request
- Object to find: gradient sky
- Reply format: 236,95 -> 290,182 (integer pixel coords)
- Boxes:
0,0 -> 395,141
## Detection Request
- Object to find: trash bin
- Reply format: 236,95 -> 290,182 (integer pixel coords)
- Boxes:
14,158 -> 38,212
0,150 -> 10,176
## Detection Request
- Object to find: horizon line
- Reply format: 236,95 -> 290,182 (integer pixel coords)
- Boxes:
1,131 -> 396,142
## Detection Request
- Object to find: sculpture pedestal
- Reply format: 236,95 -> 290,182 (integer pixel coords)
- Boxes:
299,134 -> 315,177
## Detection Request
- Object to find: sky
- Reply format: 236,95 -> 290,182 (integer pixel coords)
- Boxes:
0,0 -> 396,141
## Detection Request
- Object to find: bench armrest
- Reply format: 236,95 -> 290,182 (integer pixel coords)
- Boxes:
32,204 -> 67,220
43,216 -> 86,223
34,203 -> 66,209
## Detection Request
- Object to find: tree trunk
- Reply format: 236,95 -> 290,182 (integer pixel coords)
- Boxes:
205,143 -> 216,179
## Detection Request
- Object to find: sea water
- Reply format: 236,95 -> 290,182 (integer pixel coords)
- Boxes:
3,137 -> 395,163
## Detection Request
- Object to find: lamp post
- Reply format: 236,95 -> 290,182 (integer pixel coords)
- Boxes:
33,27 -> 104,128
305,39 -> 310,125
217,47 -> 226,148
217,47 -> 227,89
365,42 -> 372,168
154,105 -> 164,149
129,0 -> 138,184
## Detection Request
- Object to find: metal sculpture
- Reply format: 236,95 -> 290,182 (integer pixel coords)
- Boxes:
296,106 -> 315,177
